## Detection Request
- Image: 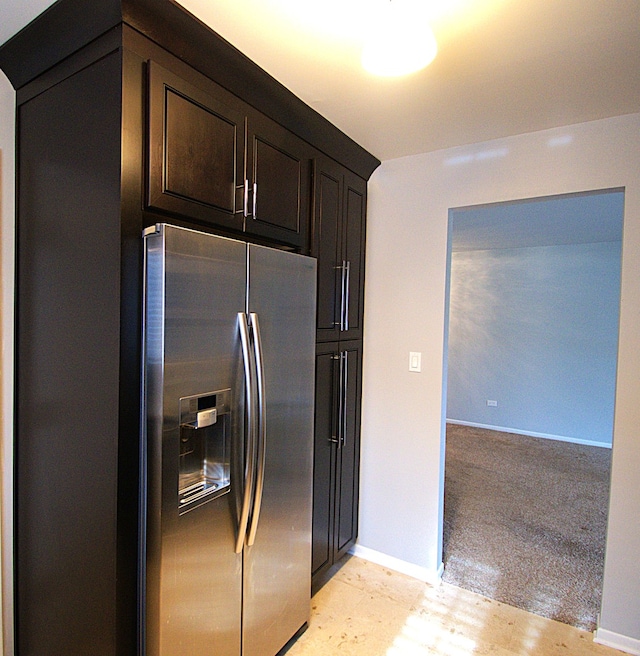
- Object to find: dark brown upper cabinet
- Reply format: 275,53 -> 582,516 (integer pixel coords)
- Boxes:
313,156 -> 367,341
147,60 -> 245,234
245,111 -> 312,250
147,60 -> 312,250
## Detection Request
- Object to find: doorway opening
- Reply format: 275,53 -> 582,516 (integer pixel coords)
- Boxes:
441,188 -> 624,630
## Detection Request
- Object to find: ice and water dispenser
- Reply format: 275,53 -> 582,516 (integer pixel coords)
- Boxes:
178,389 -> 231,513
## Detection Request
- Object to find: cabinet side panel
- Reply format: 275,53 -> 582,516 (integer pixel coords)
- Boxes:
16,53 -> 123,655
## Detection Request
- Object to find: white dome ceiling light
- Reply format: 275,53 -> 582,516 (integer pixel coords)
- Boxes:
361,0 -> 438,77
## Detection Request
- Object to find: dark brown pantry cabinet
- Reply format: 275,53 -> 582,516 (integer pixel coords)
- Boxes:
313,156 -> 367,342
312,341 -> 363,589
0,1 -> 379,654
310,154 -> 369,590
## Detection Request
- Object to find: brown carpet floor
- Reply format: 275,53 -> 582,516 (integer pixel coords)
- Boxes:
442,423 -> 611,631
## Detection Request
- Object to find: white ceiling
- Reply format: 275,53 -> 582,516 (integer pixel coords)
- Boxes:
1,0 -> 639,162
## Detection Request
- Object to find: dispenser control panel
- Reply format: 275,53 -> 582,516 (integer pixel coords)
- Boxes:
178,389 -> 231,513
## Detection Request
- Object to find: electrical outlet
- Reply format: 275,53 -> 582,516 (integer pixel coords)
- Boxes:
487,400 -> 498,407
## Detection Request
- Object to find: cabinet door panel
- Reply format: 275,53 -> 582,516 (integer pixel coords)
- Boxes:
164,89 -> 236,211
313,158 -> 342,342
147,61 -> 245,232
254,138 -> 300,231
247,112 -> 311,250
312,346 -> 338,577
342,173 -> 366,341
336,343 -> 362,557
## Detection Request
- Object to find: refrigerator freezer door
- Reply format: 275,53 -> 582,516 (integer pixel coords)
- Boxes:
243,245 -> 317,656
143,224 -> 246,656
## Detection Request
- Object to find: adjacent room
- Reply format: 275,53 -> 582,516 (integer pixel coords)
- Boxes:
443,190 -> 623,630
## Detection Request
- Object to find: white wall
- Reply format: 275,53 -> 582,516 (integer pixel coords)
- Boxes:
361,113 -> 640,648
0,69 -> 14,655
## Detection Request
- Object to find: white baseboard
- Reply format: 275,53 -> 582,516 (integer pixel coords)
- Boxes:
350,544 -> 443,586
446,419 -> 612,449
594,628 -> 640,655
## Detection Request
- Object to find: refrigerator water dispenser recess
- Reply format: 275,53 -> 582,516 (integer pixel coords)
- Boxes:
178,389 -> 231,513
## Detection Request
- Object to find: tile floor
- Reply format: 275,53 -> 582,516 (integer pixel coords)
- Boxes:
285,556 -> 624,656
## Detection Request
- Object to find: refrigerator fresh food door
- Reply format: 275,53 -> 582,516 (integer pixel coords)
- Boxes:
143,224 -> 246,656
242,244 -> 317,656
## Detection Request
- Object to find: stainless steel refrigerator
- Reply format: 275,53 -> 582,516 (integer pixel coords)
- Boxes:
141,223 -> 317,656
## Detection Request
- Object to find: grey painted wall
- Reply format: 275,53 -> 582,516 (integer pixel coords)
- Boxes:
446,239 -> 622,446
361,114 -> 640,647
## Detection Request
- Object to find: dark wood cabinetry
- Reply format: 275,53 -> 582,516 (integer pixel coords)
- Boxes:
313,156 -> 367,342
147,60 -> 312,249
311,157 -> 367,590
246,110 -> 312,248
15,51 -> 130,655
312,341 -> 363,587
0,1 -> 378,653
147,60 -> 245,233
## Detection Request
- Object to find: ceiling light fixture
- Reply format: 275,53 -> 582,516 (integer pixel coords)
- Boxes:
361,0 -> 438,77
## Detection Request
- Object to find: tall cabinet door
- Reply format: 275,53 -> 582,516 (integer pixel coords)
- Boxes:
334,342 -> 363,560
341,173 -> 367,341
313,157 -> 367,342
312,158 -> 343,342
311,341 -> 363,586
312,343 -> 339,577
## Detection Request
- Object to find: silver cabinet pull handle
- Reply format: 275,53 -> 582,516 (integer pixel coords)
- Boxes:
333,263 -> 345,328
336,350 -> 345,450
252,182 -> 258,220
236,312 -> 256,553
247,312 -> 266,546
243,179 -> 249,219
340,260 -> 348,330
341,351 -> 348,447
330,353 -> 341,444
344,261 -> 351,332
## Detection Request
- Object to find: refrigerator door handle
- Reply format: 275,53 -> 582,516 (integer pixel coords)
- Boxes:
247,312 -> 266,546
236,312 -> 257,554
